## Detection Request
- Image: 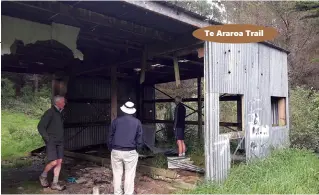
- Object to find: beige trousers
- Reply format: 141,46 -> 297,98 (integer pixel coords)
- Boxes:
111,149 -> 138,195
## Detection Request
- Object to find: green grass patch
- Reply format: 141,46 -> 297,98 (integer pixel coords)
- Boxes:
185,148 -> 319,194
1,110 -> 43,159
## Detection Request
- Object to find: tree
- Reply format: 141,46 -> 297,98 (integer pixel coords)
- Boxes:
295,2 -> 319,19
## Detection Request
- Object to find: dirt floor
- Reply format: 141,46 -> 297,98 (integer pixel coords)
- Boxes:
1,154 -> 202,194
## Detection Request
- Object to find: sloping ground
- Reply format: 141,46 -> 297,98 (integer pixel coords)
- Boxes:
1,155 -> 201,194
185,148 -> 319,194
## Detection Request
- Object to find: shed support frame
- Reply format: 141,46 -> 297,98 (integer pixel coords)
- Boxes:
197,76 -> 203,140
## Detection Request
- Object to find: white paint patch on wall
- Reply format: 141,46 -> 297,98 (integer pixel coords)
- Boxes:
1,15 -> 83,60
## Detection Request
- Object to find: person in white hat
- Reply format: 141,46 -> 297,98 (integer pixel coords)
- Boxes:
108,101 -> 143,195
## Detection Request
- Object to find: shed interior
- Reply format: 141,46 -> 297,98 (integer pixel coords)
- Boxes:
2,1 -> 213,151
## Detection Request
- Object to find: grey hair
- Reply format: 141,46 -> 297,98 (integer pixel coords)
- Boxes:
53,95 -> 64,105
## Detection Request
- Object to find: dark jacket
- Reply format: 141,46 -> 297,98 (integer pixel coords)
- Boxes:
108,115 -> 143,151
37,106 -> 64,144
174,103 -> 186,129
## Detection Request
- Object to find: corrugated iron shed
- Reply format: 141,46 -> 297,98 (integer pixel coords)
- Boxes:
1,1 -> 290,183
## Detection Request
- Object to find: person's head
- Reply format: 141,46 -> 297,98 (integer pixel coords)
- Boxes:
53,95 -> 66,110
120,101 -> 136,115
175,96 -> 182,105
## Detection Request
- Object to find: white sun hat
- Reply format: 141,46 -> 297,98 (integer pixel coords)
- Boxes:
120,101 -> 136,115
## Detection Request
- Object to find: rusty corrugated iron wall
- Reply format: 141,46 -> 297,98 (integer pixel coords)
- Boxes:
204,42 -> 289,182
63,76 -> 155,150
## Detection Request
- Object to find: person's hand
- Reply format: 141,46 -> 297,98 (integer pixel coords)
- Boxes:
44,136 -> 50,144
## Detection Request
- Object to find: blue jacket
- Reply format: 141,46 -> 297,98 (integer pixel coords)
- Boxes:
174,103 -> 186,129
108,115 -> 143,151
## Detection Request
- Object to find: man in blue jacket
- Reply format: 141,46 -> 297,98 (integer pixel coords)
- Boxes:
108,101 -> 143,195
174,96 -> 186,157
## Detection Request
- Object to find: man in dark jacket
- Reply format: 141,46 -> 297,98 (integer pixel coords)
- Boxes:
174,96 -> 186,157
38,95 -> 66,191
108,101 -> 143,195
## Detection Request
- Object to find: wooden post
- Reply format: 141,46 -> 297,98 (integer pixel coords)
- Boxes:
237,96 -> 243,131
136,80 -> 144,120
197,76 -> 203,141
111,66 -> 117,121
51,74 -> 57,102
136,80 -> 141,119
140,84 -> 144,121
51,76 -> 55,98
173,57 -> 181,87
140,47 -> 147,84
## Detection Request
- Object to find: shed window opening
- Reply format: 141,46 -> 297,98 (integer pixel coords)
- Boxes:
271,97 -> 286,126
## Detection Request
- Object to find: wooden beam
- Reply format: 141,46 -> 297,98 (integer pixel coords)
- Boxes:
80,31 -> 144,47
172,48 -> 199,57
64,121 -> 108,128
149,58 -> 201,73
79,36 -> 142,51
142,119 -> 240,127
76,57 -> 140,76
144,74 -> 202,85
222,131 -> 245,140
143,95 -> 241,103
160,55 -> 203,66
1,64 -> 63,75
67,98 -> 111,104
9,1 -> 173,42
111,66 -> 117,121
63,120 -> 241,128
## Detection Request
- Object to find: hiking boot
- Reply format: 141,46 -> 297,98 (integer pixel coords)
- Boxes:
39,176 -> 49,187
50,183 -> 66,191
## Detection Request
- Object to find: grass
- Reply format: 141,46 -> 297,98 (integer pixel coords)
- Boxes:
1,110 -> 43,159
185,148 -> 319,194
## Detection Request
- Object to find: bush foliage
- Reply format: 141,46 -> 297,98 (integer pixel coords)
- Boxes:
1,78 -> 51,118
290,86 -> 319,151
